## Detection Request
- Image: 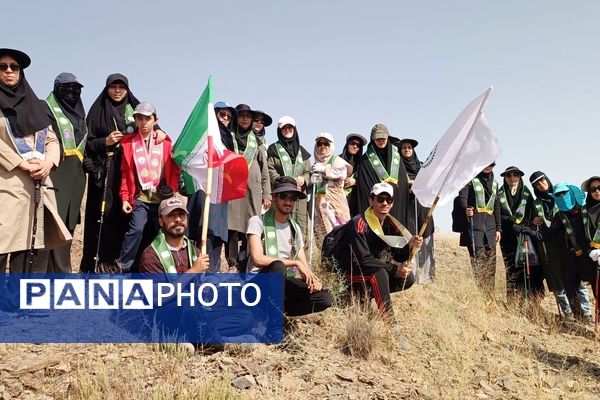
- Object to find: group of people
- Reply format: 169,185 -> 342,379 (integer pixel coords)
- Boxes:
454,164 -> 599,322
0,47 -> 433,329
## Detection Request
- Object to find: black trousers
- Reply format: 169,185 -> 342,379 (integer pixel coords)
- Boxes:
0,250 -> 50,274
259,261 -> 332,317
345,263 -> 415,316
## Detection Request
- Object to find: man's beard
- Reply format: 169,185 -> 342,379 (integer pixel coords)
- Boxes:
165,225 -> 185,238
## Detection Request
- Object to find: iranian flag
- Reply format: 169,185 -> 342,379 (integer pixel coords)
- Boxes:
173,76 -> 248,203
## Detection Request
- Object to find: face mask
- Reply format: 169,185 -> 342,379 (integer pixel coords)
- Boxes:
554,184 -> 585,212
56,83 -> 81,107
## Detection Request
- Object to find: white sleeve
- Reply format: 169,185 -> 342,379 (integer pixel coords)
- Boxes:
247,215 -> 264,237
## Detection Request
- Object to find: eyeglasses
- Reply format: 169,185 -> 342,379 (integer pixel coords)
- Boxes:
278,192 -> 299,201
0,63 -> 21,72
281,125 -> 294,132
316,141 -> 330,147
253,118 -> 265,123
372,194 -> 393,204
505,172 -> 520,178
589,185 -> 600,193
348,141 -> 361,147
217,112 -> 232,120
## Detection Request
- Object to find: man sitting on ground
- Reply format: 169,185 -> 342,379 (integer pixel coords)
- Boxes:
136,197 -> 253,349
339,182 -> 422,322
246,176 -> 333,316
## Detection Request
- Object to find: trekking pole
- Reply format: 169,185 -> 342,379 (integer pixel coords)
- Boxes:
595,262 -> 599,332
523,234 -> 531,305
27,180 -> 42,273
414,199 -> 420,278
308,176 -> 318,267
469,215 -> 477,270
94,151 -> 114,272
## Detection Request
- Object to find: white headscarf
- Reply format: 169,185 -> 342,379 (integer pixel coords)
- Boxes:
313,132 -> 335,163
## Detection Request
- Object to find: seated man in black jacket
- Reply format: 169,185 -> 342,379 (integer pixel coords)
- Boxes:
339,182 -> 422,321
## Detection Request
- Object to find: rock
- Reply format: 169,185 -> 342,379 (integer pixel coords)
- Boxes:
241,360 -> 265,376
541,374 -> 557,389
478,380 -> 497,397
5,379 -> 23,398
47,361 -> 71,375
14,356 -> 60,374
482,331 -> 495,342
231,375 -> 255,390
308,384 -> 327,397
255,375 -> 269,388
499,378 -> 515,392
335,371 -> 357,382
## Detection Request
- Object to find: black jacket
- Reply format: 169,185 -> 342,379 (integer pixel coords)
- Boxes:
457,182 -> 501,247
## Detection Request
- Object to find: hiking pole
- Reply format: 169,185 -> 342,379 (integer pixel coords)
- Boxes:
94,151 -> 114,272
523,234 -> 531,305
595,262 -> 599,332
308,174 -> 319,267
27,179 -> 42,273
414,199 -> 421,279
469,215 -> 478,271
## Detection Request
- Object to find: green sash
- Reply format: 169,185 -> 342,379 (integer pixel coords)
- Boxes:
365,144 -> 401,184
472,178 -> 498,215
533,199 -> 558,228
262,207 -> 301,278
45,93 -> 87,162
275,143 -> 304,178
499,186 -> 531,224
150,232 -> 198,281
315,156 -> 337,195
233,132 -> 258,167
582,206 -> 600,249
558,212 -> 583,256
124,104 -> 136,134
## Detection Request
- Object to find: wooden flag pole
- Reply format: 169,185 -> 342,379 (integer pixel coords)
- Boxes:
200,136 -> 215,255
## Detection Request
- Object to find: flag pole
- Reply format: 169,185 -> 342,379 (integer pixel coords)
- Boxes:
407,88 -> 493,264
200,135 -> 215,255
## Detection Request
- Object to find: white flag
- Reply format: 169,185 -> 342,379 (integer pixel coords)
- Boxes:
412,88 -> 502,207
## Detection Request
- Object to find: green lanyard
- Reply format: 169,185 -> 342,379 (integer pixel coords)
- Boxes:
150,232 -> 197,281
472,178 -> 498,215
499,186 -> 531,224
262,207 -> 301,278
533,200 -> 558,227
582,206 -> 600,249
233,132 -> 258,167
275,142 -> 304,178
365,144 -> 401,184
45,92 -> 87,162
315,156 -> 337,195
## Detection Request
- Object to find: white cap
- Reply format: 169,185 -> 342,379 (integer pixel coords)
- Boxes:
370,182 -> 394,196
278,115 -> 296,129
315,132 -> 334,143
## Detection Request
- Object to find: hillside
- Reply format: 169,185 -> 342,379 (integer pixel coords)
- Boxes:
0,234 -> 599,399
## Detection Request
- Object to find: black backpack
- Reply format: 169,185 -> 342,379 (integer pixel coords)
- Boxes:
321,220 -> 353,271
451,195 -> 468,233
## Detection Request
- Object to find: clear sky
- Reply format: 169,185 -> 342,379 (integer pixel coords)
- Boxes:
6,1 -> 600,232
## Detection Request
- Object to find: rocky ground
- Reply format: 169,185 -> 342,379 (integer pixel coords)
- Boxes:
0,233 -> 599,399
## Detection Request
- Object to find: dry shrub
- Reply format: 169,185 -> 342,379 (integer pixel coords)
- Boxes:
336,300 -> 392,359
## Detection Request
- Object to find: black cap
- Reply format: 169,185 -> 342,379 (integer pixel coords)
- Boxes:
54,72 -> 83,87
271,178 -> 307,199
235,104 -> 253,114
106,73 -> 129,88
0,48 -> 31,69
500,166 -> 524,177
529,171 -> 546,185
253,109 -> 273,127
399,138 -> 419,148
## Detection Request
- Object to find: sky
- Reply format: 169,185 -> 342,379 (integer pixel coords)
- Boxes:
5,1 -> 600,232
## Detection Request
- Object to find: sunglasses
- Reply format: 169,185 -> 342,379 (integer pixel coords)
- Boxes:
253,117 -> 265,123
348,141 -> 361,147
589,185 -> 600,193
0,63 -> 21,72
372,194 -> 393,204
505,172 -> 520,178
316,141 -> 330,147
278,192 -> 299,201
555,191 -> 568,197
217,112 -> 232,120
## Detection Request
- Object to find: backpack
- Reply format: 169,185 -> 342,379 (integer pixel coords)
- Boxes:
451,195 -> 468,233
321,220 -> 353,271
